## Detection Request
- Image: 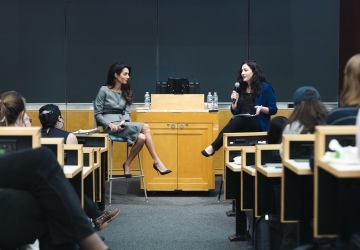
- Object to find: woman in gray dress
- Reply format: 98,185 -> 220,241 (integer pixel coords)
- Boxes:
95,62 -> 172,177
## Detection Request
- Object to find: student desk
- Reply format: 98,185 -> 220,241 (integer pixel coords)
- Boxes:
0,127 -> 41,151
281,134 -> 314,245
76,133 -> 109,210
241,147 -> 256,212
64,144 -> 84,207
40,138 -> 64,167
223,132 -> 267,241
314,125 -> 357,238
255,163 -> 282,217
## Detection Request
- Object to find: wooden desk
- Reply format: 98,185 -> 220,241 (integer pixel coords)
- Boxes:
0,127 -> 41,151
75,133 -> 108,210
64,144 -> 84,207
255,164 -> 282,218
83,147 -> 95,201
241,147 -> 256,212
222,132 -> 267,242
136,111 -> 218,191
40,138 -> 64,168
281,134 -> 314,245
314,126 -> 357,238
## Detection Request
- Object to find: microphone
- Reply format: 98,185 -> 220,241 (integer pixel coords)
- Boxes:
232,82 -> 240,104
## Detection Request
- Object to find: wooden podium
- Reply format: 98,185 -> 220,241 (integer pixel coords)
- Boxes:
136,94 -> 218,191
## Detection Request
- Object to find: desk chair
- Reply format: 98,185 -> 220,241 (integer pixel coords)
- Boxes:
92,102 -> 148,205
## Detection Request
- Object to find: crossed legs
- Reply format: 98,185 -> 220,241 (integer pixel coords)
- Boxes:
123,124 -> 169,174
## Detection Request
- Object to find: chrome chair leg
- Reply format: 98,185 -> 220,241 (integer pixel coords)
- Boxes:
138,153 -> 148,202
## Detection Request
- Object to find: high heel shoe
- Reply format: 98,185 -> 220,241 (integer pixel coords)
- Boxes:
153,163 -> 172,175
201,149 -> 215,157
122,163 -> 132,178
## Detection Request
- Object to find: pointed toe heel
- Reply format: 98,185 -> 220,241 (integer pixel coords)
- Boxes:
153,164 -> 172,175
201,150 -> 215,157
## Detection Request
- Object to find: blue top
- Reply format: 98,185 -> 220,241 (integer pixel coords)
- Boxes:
230,82 -> 278,132
41,128 -> 70,144
326,106 -> 359,125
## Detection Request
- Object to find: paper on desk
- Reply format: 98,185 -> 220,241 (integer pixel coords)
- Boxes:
72,128 -> 99,135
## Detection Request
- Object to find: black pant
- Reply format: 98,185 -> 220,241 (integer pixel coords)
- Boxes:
0,147 -> 94,249
84,194 -> 103,219
211,116 -> 261,151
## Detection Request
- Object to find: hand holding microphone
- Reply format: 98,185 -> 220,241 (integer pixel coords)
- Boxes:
232,82 -> 240,104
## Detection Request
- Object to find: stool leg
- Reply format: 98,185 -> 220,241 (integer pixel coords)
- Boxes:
218,178 -> 223,202
138,153 -> 148,202
109,140 -> 114,206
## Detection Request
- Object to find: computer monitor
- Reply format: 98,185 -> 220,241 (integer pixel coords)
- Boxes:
167,78 -> 189,94
156,79 -> 200,94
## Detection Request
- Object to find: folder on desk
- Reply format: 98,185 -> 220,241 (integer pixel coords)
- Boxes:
72,128 -> 99,135
263,163 -> 282,168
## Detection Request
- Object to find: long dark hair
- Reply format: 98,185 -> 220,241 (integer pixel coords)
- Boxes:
38,104 -> 61,129
287,90 -> 328,134
236,60 -> 268,104
104,62 -> 133,104
0,91 -> 25,126
267,116 -> 288,144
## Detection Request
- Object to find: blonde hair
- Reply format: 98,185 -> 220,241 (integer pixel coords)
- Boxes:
339,54 -> 360,107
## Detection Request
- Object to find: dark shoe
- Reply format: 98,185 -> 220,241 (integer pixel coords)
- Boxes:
201,149 -> 214,157
93,211 -> 112,231
153,163 -> 172,175
104,208 -> 120,221
122,163 -> 132,178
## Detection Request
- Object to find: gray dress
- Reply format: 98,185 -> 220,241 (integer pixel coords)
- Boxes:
95,86 -> 144,144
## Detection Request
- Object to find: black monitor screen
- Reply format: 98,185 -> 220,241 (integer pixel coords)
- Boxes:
167,78 -> 189,94
156,79 -> 200,94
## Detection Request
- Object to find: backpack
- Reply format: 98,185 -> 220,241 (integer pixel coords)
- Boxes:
254,214 -> 282,250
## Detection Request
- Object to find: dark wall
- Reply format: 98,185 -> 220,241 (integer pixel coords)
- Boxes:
0,0 -> 339,103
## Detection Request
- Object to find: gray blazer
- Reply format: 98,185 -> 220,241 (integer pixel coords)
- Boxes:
95,86 -> 131,129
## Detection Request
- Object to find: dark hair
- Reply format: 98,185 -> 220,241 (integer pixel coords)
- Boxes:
38,104 -> 61,129
104,62 -> 133,104
0,91 -> 25,126
267,116 -> 288,144
236,60 -> 270,105
287,90 -> 328,134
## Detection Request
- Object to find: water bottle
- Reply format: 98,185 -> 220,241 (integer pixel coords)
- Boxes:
207,92 -> 213,110
213,92 -> 218,110
144,92 -> 150,109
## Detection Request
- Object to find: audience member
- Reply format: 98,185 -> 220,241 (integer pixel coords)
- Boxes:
95,62 -> 171,176
327,54 -> 360,125
39,104 -> 120,231
0,91 -> 108,250
201,60 -> 277,157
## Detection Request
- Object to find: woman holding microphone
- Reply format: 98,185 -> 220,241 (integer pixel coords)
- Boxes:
201,60 -> 278,157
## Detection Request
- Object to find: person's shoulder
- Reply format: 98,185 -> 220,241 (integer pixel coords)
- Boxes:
99,86 -> 109,91
261,82 -> 273,90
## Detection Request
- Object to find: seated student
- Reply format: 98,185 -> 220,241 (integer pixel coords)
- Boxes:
0,91 -> 108,250
326,54 -> 360,245
281,86 -> 328,250
38,104 -> 120,231
326,54 -> 360,125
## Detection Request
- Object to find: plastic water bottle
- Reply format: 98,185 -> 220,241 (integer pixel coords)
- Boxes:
213,92 -> 218,110
207,92 -> 213,110
144,92 -> 150,109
